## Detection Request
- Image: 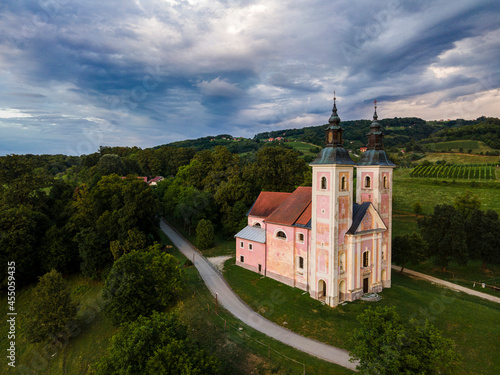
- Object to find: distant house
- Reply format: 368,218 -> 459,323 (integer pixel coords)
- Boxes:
268,138 -> 275,142
359,147 -> 367,153
149,176 -> 164,186
275,136 -> 284,141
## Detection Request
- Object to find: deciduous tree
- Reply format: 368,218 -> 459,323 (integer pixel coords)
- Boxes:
349,306 -> 460,374
25,270 -> 77,343
196,219 -> 215,250
102,248 -> 183,325
392,232 -> 428,272
95,312 -> 220,375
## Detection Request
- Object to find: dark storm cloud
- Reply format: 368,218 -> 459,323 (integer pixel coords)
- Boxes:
0,0 -> 499,154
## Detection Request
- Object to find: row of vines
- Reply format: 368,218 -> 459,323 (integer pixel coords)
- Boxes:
410,164 -> 499,180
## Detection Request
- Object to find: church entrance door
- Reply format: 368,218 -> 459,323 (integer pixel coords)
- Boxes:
363,277 -> 369,294
318,280 -> 326,301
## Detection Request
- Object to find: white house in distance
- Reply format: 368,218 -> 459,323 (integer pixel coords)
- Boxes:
235,98 -> 395,307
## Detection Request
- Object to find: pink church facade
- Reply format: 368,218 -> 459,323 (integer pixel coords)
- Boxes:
235,99 -> 395,307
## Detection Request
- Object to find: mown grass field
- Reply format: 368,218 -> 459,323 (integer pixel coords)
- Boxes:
224,259 -> 500,375
415,152 -> 499,164
286,141 -> 320,160
423,140 -> 496,153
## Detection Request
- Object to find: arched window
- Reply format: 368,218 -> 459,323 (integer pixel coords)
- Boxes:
341,176 -> 346,191
276,230 -> 287,240
383,175 -> 388,189
321,176 -> 327,190
253,222 -> 261,228
364,176 -> 371,188
363,251 -> 369,267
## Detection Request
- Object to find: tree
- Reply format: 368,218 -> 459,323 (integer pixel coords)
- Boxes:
349,306 -> 460,374
95,312 -> 220,375
412,201 -> 423,217
454,190 -> 480,219
465,209 -> 500,269
243,146 -> 309,192
418,204 -> 468,272
25,270 -> 77,343
392,232 -> 428,272
102,248 -> 184,325
97,154 -> 126,176
196,219 -> 215,250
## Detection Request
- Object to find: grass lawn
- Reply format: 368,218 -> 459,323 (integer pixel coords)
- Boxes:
416,152 -> 499,165
224,259 -> 500,375
393,168 -> 500,215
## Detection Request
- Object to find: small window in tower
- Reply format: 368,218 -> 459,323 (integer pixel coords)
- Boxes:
341,176 -> 346,191
383,176 -> 388,189
299,256 -> 304,269
276,230 -> 287,240
321,176 -> 327,190
363,251 -> 369,267
365,176 -> 371,188
298,233 -> 304,243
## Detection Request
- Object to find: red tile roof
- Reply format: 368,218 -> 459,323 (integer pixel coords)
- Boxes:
265,186 -> 312,226
295,202 -> 312,226
249,192 -> 291,218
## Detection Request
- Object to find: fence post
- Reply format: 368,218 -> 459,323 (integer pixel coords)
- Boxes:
268,344 -> 270,358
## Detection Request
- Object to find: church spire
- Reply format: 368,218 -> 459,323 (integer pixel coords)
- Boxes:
325,91 -> 344,147
366,99 -> 384,150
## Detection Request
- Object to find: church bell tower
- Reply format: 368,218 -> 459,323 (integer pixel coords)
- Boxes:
356,100 -> 396,289
309,94 -> 356,307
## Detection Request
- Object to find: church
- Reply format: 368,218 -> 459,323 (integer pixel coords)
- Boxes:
235,97 -> 395,307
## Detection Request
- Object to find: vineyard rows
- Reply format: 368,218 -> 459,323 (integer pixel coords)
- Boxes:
410,164 -> 499,180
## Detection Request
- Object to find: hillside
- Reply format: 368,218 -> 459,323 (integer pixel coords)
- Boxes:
158,116 -> 500,155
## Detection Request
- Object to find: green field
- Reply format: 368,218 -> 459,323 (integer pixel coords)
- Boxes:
224,259 -> 500,375
423,140 -> 496,153
393,168 -> 500,215
410,164 -> 499,180
416,152 -> 499,165
286,141 -> 320,160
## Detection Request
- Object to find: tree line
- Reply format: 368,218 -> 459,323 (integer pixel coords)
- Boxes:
393,191 -> 500,273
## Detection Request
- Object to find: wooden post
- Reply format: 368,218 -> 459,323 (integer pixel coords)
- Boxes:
303,364 -> 306,375
224,320 -> 226,332
215,293 -> 218,315
192,253 -> 195,264
268,344 -> 270,358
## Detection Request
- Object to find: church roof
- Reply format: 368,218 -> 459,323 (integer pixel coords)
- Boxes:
248,191 -> 291,218
348,202 -> 387,234
294,202 -> 312,228
348,202 -> 371,234
234,226 -> 266,243
310,146 -> 356,165
357,149 -> 396,166
265,186 -> 312,226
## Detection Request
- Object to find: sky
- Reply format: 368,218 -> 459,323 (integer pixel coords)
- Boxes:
0,0 -> 499,155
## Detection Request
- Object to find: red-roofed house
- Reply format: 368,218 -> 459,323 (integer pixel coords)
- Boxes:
149,176 -> 164,186
235,98 -> 395,307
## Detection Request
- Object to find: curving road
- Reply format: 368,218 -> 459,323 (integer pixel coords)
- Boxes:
160,220 -> 357,371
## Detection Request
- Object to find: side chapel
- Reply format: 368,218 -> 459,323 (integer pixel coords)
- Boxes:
235,96 -> 395,307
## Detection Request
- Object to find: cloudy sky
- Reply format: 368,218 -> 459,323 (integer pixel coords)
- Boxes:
1,0 -> 499,155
